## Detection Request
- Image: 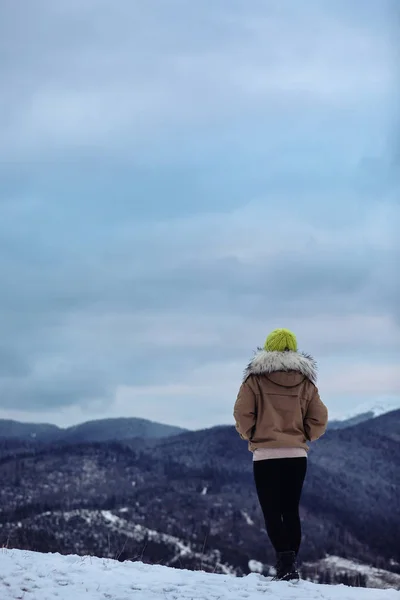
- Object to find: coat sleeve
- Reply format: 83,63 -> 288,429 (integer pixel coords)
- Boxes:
304,386 -> 328,442
233,381 -> 257,441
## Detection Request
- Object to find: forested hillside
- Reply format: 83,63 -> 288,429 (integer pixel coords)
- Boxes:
0,411 -> 399,587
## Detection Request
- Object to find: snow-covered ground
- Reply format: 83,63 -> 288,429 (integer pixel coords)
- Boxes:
1,549 -> 399,600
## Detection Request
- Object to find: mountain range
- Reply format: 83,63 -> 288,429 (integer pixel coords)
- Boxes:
329,398 -> 400,429
328,412 -> 378,430
0,409 -> 399,588
0,417 -> 186,443
2,396 -> 399,443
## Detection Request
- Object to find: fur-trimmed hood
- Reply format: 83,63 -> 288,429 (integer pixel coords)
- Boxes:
243,350 -> 317,384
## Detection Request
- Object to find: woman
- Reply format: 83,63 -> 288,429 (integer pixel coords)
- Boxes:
234,328 -> 328,582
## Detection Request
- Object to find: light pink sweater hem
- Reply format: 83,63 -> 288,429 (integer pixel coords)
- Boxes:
253,447 -> 307,461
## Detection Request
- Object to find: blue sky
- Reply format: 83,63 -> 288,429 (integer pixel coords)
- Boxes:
0,0 -> 399,428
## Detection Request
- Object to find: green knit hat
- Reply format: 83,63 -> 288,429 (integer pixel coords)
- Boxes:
264,328 -> 298,352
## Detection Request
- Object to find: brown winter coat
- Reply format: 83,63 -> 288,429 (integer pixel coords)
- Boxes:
234,350 -> 328,452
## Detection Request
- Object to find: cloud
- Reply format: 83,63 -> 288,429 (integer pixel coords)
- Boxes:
0,197 -> 398,425
0,0 -> 397,160
0,0 -> 399,426
323,363 -> 399,396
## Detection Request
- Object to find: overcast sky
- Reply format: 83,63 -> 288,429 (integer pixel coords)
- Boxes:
1,0 -> 399,429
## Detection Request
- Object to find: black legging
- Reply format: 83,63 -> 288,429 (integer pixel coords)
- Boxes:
253,457 -> 307,554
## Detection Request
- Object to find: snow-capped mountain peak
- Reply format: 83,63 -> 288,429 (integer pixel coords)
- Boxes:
334,398 -> 400,423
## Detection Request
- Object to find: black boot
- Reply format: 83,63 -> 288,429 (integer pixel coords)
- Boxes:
273,551 -> 299,582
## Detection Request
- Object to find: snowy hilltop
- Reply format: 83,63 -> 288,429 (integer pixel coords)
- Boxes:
331,397 -> 400,423
0,549 -> 399,600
